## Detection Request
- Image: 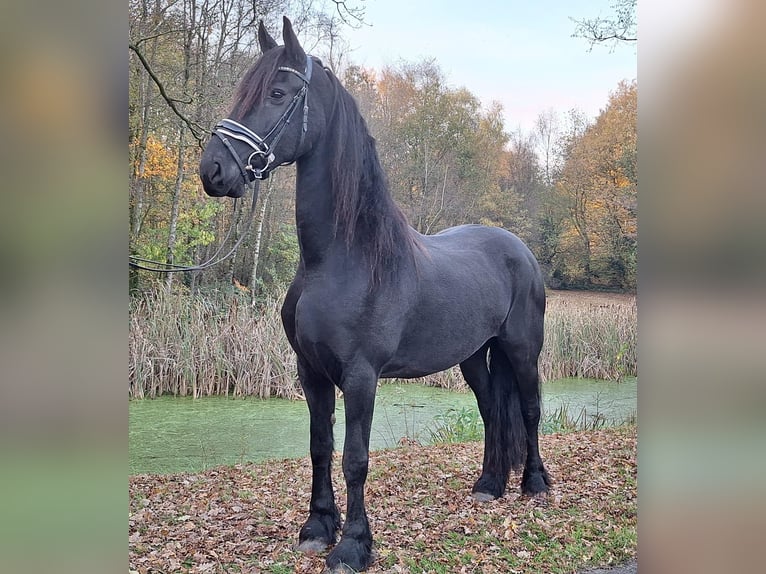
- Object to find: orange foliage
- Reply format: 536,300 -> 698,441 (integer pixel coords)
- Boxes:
137,135 -> 177,180
554,80 -> 637,286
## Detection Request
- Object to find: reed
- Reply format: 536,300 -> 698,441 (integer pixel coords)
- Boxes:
540,292 -> 637,381
129,290 -> 636,398
129,290 -> 300,399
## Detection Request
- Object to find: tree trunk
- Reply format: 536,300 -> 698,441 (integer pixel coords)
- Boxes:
164,0 -> 195,290
130,33 -> 157,241
249,179 -> 274,306
164,124 -> 185,290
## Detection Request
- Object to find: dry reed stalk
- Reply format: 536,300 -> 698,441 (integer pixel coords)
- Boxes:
540,293 -> 637,381
129,290 -> 300,399
129,290 -> 636,398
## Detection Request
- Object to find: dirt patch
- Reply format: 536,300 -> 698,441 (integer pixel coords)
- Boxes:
130,427 -> 636,573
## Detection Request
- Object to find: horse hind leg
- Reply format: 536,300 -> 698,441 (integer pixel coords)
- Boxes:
460,341 -> 520,500
496,335 -> 551,496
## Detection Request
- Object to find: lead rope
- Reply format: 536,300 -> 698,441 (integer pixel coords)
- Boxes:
129,181 -> 259,273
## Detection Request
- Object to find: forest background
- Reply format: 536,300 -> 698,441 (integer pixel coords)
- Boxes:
129,0 -> 637,300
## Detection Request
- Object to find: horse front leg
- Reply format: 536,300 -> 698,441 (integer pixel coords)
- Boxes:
326,365 -> 377,572
296,359 -> 341,552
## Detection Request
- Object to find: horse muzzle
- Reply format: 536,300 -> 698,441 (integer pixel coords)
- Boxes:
199,157 -> 246,198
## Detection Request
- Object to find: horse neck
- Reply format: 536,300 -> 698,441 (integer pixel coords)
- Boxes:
293,149 -> 339,268
294,102 -> 412,278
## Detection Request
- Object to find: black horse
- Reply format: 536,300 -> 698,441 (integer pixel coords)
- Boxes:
199,17 -> 550,572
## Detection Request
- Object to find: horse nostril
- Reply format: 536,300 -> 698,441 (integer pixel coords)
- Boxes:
201,161 -> 225,189
211,161 -> 223,182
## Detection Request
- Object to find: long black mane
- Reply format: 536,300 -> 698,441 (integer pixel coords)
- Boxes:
322,68 -> 418,280
229,49 -> 284,120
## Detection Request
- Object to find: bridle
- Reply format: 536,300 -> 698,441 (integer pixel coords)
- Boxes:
129,54 -> 313,274
212,54 -> 313,181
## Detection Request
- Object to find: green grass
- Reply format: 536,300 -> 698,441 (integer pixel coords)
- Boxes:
429,402 -> 636,444
428,407 -> 484,443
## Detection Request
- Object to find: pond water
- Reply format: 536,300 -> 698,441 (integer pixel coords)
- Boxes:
129,378 -> 636,475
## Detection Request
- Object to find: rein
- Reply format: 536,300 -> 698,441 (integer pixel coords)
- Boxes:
212,55 -> 313,181
128,181 -> 259,273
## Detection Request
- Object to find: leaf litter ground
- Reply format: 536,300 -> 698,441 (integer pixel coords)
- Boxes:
129,426 -> 636,573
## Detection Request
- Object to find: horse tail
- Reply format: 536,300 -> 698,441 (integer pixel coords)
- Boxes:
486,341 -> 528,482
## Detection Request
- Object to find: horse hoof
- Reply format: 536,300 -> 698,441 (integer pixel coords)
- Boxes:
521,468 -> 551,496
471,491 -> 497,502
471,474 -> 505,500
297,539 -> 329,553
298,511 -> 340,552
323,564 -> 357,574
326,537 -> 373,572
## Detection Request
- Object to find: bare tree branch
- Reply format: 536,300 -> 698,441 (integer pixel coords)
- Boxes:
571,0 -> 636,52
129,42 -> 207,146
132,28 -> 189,47
330,0 -> 366,28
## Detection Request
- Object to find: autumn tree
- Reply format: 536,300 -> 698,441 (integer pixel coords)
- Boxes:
585,80 -> 637,287
550,82 -> 637,289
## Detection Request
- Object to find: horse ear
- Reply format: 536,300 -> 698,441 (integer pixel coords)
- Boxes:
281,16 -> 306,63
257,20 -> 278,53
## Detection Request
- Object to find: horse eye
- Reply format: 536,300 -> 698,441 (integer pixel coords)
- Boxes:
270,89 -> 285,100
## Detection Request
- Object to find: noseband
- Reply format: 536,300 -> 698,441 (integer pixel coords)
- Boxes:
212,55 -> 313,181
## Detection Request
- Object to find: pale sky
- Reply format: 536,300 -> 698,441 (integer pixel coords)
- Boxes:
341,0 -> 637,134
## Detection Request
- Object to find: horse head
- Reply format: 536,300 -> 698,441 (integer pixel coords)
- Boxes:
199,17 -> 330,198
